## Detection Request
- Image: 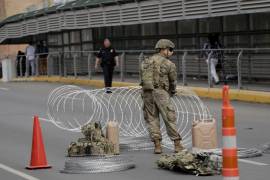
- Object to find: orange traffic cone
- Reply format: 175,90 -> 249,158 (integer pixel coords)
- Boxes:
26,116 -> 51,169
222,86 -> 239,180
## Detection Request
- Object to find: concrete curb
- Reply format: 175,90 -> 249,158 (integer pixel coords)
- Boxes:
12,76 -> 270,104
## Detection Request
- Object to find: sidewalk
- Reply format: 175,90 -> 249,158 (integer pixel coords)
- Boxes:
78,74 -> 270,92
12,75 -> 270,104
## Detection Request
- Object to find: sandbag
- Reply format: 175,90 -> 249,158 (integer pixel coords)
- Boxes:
192,119 -> 217,149
106,121 -> 120,155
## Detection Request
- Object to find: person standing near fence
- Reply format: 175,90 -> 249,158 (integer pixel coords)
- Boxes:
16,50 -> 26,76
36,40 -> 48,75
25,41 -> 36,76
202,34 -> 223,85
95,38 -> 119,93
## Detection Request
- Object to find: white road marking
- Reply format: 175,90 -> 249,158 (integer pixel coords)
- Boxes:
239,159 -> 269,166
0,87 -> 9,91
0,163 -> 40,180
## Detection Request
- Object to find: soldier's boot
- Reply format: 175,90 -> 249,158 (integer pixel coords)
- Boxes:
174,140 -> 184,153
154,140 -> 162,154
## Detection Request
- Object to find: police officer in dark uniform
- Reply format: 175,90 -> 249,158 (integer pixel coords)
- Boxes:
95,38 -> 119,93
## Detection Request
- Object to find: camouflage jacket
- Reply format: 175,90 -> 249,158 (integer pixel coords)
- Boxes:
157,150 -> 221,176
151,53 -> 177,94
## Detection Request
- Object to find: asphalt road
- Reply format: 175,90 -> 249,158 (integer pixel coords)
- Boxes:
0,82 -> 269,180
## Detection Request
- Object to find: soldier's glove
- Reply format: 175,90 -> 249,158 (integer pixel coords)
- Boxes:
170,90 -> 177,97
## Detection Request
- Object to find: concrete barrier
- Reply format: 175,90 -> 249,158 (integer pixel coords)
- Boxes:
1,59 -> 16,82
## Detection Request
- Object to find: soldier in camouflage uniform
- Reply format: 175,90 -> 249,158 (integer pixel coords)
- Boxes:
140,39 -> 184,154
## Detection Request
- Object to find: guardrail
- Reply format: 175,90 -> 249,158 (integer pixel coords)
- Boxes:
15,48 -> 270,90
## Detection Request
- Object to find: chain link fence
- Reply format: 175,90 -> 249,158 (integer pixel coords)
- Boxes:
15,48 -> 270,91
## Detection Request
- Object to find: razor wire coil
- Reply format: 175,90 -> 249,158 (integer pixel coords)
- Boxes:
47,85 -> 213,150
61,156 -> 135,174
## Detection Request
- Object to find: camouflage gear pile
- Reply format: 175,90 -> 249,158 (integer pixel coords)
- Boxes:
67,122 -> 114,156
141,53 -> 180,141
157,150 -> 222,176
155,39 -> 175,49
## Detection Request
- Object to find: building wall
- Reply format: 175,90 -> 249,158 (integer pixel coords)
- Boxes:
45,13 -> 270,80
4,0 -> 51,17
46,13 -> 270,52
0,44 -> 28,60
53,0 -> 74,4
0,0 -> 53,60
0,0 -> 6,21
90,13 -> 270,50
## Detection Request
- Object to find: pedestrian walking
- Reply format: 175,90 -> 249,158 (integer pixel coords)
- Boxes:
202,34 -> 223,85
16,50 -> 26,76
95,38 -> 119,93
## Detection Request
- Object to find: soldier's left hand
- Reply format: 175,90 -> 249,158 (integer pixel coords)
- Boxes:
170,91 -> 177,97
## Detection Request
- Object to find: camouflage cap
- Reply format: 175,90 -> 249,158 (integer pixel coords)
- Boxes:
155,39 -> 175,49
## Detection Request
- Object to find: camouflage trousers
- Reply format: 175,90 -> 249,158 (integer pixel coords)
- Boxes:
142,89 -> 181,141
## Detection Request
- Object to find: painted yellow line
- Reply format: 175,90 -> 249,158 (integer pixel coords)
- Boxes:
190,87 -> 270,104
13,76 -> 270,104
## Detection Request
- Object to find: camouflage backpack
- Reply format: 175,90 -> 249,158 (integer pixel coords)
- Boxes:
157,150 -> 220,176
140,55 -> 163,90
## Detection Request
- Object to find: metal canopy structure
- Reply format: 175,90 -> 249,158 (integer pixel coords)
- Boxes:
1,0 -> 270,44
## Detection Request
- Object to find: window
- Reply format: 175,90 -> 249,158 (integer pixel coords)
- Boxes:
142,23 -> 157,36
82,43 -> 93,57
158,21 -> 176,35
179,38 -> 195,49
252,34 -> 270,48
48,34 -> 62,46
112,26 -> 123,37
224,15 -> 247,32
70,31 -> 81,44
70,45 -> 81,52
63,32 -> 69,45
70,45 -> 81,58
111,40 -> 124,49
252,13 -> 270,31
199,17 -> 221,33
178,20 -> 196,34
125,25 -> 140,36
126,40 -> 142,49
142,39 -> 157,50
81,29 -> 93,42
